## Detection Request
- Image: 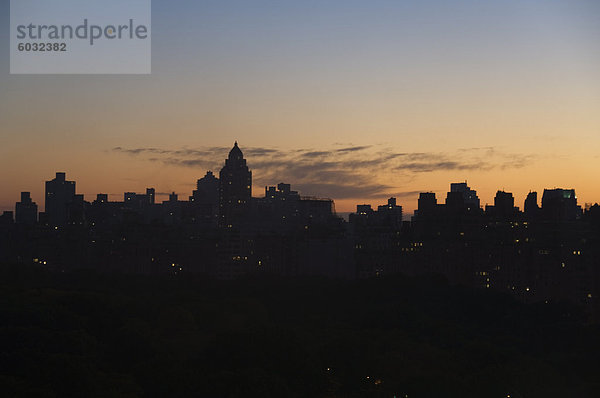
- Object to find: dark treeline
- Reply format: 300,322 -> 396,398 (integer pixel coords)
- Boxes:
1,264 -> 599,397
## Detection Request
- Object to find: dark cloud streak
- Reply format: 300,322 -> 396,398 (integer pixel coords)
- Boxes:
111,145 -> 537,200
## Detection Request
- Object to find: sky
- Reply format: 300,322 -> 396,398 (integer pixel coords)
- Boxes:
1,0 -> 599,214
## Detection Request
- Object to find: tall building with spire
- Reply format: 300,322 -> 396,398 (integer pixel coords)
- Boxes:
219,142 -> 252,227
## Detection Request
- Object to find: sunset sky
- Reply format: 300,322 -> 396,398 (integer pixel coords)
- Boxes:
1,0 -> 599,215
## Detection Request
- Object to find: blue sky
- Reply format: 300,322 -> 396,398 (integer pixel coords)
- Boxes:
1,0 -> 599,212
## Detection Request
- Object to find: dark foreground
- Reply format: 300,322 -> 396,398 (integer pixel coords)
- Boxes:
1,265 -> 599,398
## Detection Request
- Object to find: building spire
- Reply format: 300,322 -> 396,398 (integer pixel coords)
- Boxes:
228,141 -> 243,161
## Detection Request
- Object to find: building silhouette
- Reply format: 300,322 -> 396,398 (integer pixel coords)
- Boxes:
485,190 -> 518,221
124,188 -> 155,210
0,211 -> 13,225
15,192 -> 38,225
448,182 -> 480,211
542,188 -> 581,222
190,171 -> 220,225
219,142 -> 252,228
191,171 -> 219,206
417,192 -> 437,218
45,172 -> 76,228
524,191 -> 540,220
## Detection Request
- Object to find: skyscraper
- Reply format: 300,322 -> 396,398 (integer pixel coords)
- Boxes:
45,172 -> 76,228
15,192 -> 38,225
493,190 -> 516,220
524,191 -> 539,220
542,188 -> 581,222
417,192 -> 437,218
192,171 -> 219,206
450,182 -> 480,210
219,142 -> 252,227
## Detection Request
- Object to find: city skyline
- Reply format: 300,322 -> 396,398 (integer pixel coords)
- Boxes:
2,2 -> 600,396
3,141 -> 596,305
1,142 -> 592,222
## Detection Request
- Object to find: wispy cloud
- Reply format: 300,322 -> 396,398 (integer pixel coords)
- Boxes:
111,144 -> 537,200
395,161 -> 489,173
335,145 -> 372,153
